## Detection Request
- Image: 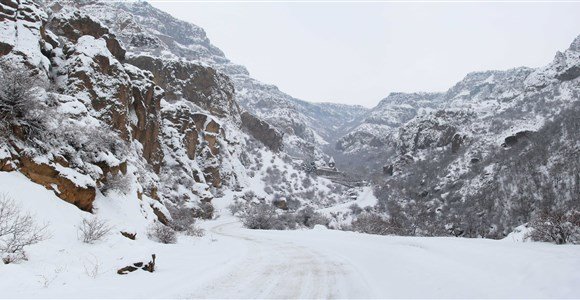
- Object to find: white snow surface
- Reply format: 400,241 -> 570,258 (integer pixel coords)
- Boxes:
1,172 -> 579,299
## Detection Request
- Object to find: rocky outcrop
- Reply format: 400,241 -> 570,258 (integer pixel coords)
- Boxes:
48,8 -> 126,61
125,65 -> 164,171
502,131 -> 533,148
18,157 -> 96,212
240,111 -> 283,152
127,55 -> 240,120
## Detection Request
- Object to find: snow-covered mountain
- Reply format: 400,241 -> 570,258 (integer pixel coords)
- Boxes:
0,0 -> 362,233
1,0 -> 580,297
67,0 -> 369,161
358,36 -> 580,238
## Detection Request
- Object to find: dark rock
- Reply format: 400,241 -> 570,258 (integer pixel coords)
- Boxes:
120,231 -> 137,240
383,165 -> 394,176
502,131 -> 533,148
240,111 -> 284,152
272,199 -> 288,210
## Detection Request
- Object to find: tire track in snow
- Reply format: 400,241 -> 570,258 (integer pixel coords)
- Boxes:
184,221 -> 370,299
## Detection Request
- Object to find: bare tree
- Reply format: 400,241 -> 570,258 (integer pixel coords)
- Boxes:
0,194 -> 48,263
77,216 -> 112,244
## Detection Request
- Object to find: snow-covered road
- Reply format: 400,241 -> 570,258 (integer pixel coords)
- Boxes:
185,220 -> 369,299
186,217 -> 580,299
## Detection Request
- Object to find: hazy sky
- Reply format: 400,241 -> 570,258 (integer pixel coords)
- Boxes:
149,1 -> 580,107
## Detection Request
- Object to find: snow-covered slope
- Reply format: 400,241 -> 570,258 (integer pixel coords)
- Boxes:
1,173 -> 579,298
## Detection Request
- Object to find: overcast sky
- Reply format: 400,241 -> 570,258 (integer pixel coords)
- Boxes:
149,1 -> 580,108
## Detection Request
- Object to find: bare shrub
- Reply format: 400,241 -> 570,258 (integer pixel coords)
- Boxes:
0,63 -> 46,141
193,202 -> 214,220
83,255 -> 101,279
295,206 -> 329,228
227,200 -> 245,216
169,207 -> 205,237
0,194 -> 48,264
77,216 -> 112,244
349,203 -> 363,215
169,207 -> 195,232
351,213 -> 403,236
239,203 -> 277,229
148,223 -> 177,244
100,173 -> 132,195
528,210 -> 580,244
186,225 -> 205,237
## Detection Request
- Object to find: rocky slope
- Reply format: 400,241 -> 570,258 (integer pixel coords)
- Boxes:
66,0 -> 368,162
366,36 -> 580,238
0,0 -> 354,229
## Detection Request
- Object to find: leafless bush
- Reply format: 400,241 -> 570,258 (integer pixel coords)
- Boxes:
148,223 -> 177,244
0,194 -> 48,264
351,213 -> 403,236
295,206 -> 329,228
0,63 -> 46,141
83,255 -> 101,279
349,203 -> 363,215
239,203 -> 277,229
193,202 -> 214,220
227,200 -> 245,216
100,173 -> 132,195
186,225 -> 205,237
527,210 -> 580,244
169,208 -> 205,237
77,216 -> 112,244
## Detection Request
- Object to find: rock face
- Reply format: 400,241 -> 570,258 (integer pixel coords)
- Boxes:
75,0 -> 367,161
0,0 -> 238,214
127,55 -> 240,120
240,111 -> 283,152
19,157 -> 96,212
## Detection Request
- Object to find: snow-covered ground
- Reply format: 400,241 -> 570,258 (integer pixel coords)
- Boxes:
1,172 -> 579,298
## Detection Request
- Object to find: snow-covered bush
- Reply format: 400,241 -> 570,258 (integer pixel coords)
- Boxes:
295,206 -> 329,228
351,213 -> 403,236
0,194 -> 48,263
237,201 -> 328,230
227,200 -> 245,216
168,207 -> 205,237
51,121 -> 127,164
100,173 -> 132,195
239,203 -> 277,230
527,210 -> 580,244
193,202 -> 214,220
0,63 -> 46,141
148,223 -> 177,244
77,216 -> 112,244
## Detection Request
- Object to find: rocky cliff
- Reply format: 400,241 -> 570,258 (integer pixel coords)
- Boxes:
0,0 -> 350,224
